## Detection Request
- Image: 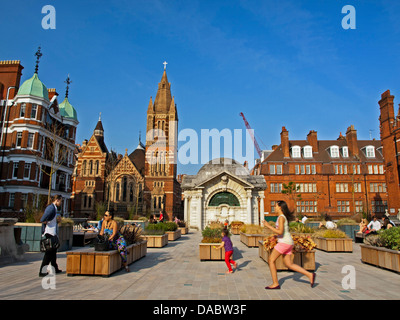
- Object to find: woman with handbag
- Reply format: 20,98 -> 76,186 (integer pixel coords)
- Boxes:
99,210 -> 129,272
39,195 -> 63,277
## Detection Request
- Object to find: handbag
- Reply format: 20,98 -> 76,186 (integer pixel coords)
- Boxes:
94,234 -> 110,251
40,234 -> 60,252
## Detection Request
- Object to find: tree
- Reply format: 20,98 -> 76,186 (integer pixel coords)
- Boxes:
281,181 -> 302,213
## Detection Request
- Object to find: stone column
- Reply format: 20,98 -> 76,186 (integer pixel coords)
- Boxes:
198,193 -> 203,230
184,194 -> 188,223
259,195 -> 265,225
246,190 -> 252,224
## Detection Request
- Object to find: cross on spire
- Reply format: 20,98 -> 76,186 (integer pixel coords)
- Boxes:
64,74 -> 72,98
34,46 -> 43,74
163,61 -> 168,70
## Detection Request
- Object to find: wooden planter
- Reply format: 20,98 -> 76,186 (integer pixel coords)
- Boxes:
166,229 -> 181,241
178,226 -> 189,235
199,243 -> 225,260
315,237 -> 353,252
230,225 -> 243,235
360,244 -> 400,273
66,240 -> 147,277
240,232 -> 265,247
258,241 -> 315,271
142,234 -> 168,247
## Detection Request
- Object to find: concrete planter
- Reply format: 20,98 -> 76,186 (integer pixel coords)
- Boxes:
15,222 -> 42,252
166,229 -> 181,241
360,244 -> 400,273
258,240 -> 315,271
1,218 -> 26,264
178,226 -> 189,235
315,237 -> 353,252
199,243 -> 225,260
58,225 -> 74,251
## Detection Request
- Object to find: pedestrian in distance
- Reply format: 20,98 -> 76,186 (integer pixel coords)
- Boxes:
214,228 -> 237,274
263,200 -> 316,289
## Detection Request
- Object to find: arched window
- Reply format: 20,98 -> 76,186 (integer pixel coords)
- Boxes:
291,146 -> 301,158
129,183 -> 134,202
123,177 -> 127,202
208,192 -> 240,207
115,183 -> 120,202
89,160 -> 93,175
82,160 -> 87,176
303,146 -> 313,158
96,160 -> 99,175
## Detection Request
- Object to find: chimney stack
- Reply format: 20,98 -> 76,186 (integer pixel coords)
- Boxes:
346,125 -> 359,157
306,130 -> 318,153
281,126 -> 289,158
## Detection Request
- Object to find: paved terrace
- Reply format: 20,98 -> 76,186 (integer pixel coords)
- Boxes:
0,230 -> 399,300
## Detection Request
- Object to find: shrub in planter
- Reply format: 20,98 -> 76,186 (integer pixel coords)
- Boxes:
177,220 -> 187,228
60,218 -> 74,226
313,229 -> 348,239
201,225 -> 225,243
336,218 -> 358,226
163,222 -> 178,231
263,234 -> 316,252
289,222 -> 315,234
378,227 -> 400,251
240,223 -> 273,235
120,224 -> 143,245
144,223 -> 166,234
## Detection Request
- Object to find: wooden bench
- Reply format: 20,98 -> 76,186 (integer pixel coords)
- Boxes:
66,240 -> 147,277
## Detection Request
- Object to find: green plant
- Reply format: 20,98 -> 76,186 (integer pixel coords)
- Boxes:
313,229 -> 348,239
336,218 -> 358,226
120,224 -> 143,245
364,234 -> 383,247
143,229 -> 165,235
60,218 -> 74,226
289,222 -> 315,233
95,201 -> 107,221
202,226 -> 223,240
378,227 -> 400,251
240,223 -> 273,235
163,221 -> 178,231
201,237 -> 222,243
24,205 -> 42,223
114,217 -> 124,230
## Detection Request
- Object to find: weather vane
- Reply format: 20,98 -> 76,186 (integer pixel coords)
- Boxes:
34,46 -> 43,74
64,74 -> 72,98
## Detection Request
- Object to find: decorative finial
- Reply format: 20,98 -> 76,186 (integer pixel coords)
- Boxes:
139,130 -> 141,143
34,46 -> 43,74
99,112 -> 102,121
163,61 -> 168,70
64,74 -> 72,98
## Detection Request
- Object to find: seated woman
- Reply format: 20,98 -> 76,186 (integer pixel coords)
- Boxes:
358,219 -> 368,233
99,210 -> 129,272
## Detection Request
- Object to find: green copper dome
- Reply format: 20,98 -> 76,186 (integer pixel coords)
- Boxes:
17,73 -> 49,101
59,97 -> 78,121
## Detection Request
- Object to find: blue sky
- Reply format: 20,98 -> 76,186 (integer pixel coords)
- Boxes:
1,0 -> 400,175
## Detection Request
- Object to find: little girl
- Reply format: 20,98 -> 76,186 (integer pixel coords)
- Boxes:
215,229 -> 237,274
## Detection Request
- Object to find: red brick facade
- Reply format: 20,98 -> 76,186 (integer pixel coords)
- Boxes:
378,90 -> 400,215
253,125 -> 388,219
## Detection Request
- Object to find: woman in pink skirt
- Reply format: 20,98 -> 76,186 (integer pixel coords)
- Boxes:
263,201 -> 316,289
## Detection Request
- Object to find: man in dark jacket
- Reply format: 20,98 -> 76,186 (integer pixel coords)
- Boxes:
39,195 -> 63,277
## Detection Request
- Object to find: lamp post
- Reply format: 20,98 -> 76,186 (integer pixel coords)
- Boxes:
0,86 -> 16,181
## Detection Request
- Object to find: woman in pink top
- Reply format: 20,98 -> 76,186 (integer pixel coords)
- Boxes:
263,200 -> 316,289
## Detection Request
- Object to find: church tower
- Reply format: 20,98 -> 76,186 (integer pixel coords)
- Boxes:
144,64 -> 181,220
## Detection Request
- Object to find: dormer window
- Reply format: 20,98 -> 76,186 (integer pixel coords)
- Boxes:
291,146 -> 301,158
365,146 -> 375,158
303,146 -> 313,158
341,146 -> 349,157
329,146 -> 340,158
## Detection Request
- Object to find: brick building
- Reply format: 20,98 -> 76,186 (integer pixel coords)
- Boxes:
253,125 -> 388,219
378,90 -> 400,216
0,56 -> 79,217
72,67 -> 182,220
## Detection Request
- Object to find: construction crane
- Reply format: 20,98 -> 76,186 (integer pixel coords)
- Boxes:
239,112 -> 262,158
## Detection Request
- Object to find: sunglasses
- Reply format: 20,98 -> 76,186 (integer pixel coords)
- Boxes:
104,214 -> 110,217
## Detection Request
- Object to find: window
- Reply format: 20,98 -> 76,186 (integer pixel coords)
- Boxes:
337,200 -> 350,213
291,146 -> 301,158
16,132 -> 22,147
303,146 -> 313,158
270,201 -> 276,213
24,163 -> 31,179
353,165 -> 361,174
276,165 -> 282,175
296,201 -> 317,213
82,160 -> 87,176
269,165 -> 275,175
296,183 -> 317,193
31,104 -> 37,119
27,133 -> 34,149
379,165 -> 384,174
365,146 -> 375,158
13,163 -> 19,178
370,183 -> 386,193
368,165 -> 373,174
330,146 -> 339,158
270,183 -> 282,193
374,165 -> 378,175
20,104 -> 26,117
21,194 -> 28,209
295,165 -> 299,175
355,201 -> 363,213
336,183 -> 349,193
312,165 -> 316,174
96,160 -> 99,175
371,200 -> 387,213
9,193 -> 15,208
353,183 -> 362,193
341,146 -> 349,157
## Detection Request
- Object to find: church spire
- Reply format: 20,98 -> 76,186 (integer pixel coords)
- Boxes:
94,112 -> 104,137
154,66 -> 172,113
